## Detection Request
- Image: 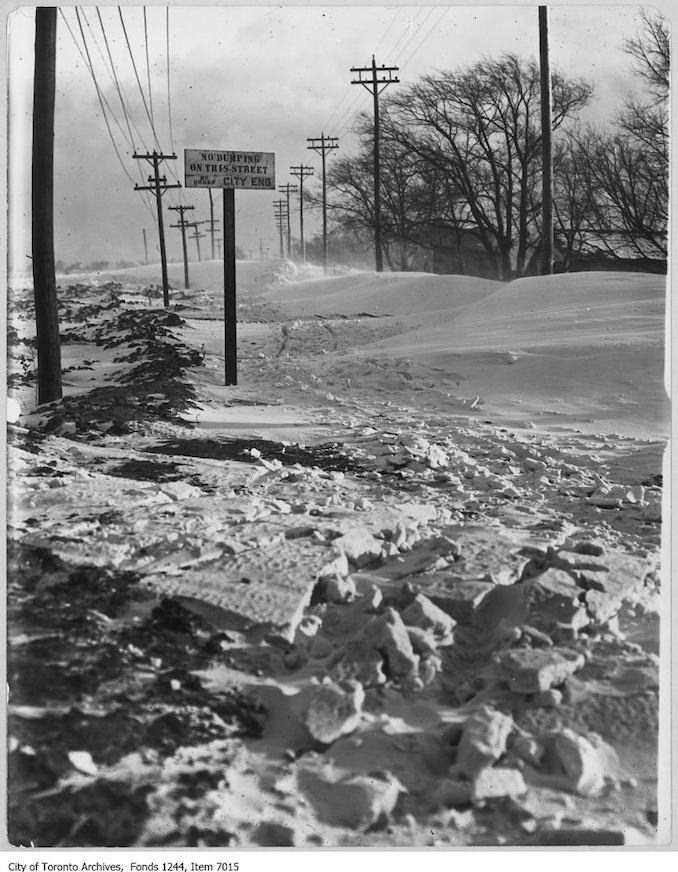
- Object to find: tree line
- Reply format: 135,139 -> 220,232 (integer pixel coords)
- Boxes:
316,11 -> 668,279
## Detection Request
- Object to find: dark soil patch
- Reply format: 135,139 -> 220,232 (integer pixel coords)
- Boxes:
146,436 -> 367,474
106,458 -> 186,483
104,458 -> 216,494
6,543 -> 261,847
33,299 -> 202,437
7,423 -> 48,454
38,381 -> 199,436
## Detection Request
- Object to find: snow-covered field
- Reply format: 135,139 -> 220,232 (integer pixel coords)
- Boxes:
6,262 -> 668,847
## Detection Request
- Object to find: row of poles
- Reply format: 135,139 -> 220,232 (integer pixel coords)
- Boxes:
274,55 -> 399,274
273,133 -> 339,267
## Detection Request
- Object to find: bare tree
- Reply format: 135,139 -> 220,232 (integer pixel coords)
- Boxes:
553,128 -> 596,270
623,9 -> 669,98
382,55 -> 591,279
554,11 -> 669,266
619,10 -> 669,167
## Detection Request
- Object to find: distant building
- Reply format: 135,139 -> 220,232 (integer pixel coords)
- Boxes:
412,226 -> 498,279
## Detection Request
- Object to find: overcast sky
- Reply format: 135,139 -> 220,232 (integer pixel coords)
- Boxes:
7,1 -> 660,273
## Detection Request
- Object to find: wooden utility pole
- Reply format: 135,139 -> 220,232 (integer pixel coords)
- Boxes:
223,190 -> 237,385
273,200 -> 287,259
539,6 -> 554,275
188,221 -> 206,262
32,6 -> 62,404
206,189 -> 220,259
351,56 -> 399,273
279,183 -> 298,261
290,164 -> 314,261
169,204 -> 195,289
216,238 -> 223,259
307,133 -> 339,271
133,151 -> 181,306
142,227 -> 148,264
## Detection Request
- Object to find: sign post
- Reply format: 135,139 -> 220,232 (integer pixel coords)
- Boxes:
184,148 -> 276,385
223,188 -> 237,385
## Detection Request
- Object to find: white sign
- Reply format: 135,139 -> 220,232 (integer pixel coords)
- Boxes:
184,149 -> 275,190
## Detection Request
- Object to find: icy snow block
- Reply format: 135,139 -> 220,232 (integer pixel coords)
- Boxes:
304,679 -> 365,745
401,593 -> 456,642
581,551 -> 653,625
450,527 -> 532,586
331,639 -> 387,688
541,728 -> 606,797
298,768 -> 403,830
332,528 -> 383,567
455,706 -> 514,779
426,578 -> 495,624
363,608 -> 419,680
523,568 -> 589,633
146,537 -> 329,642
497,647 -> 585,694
472,767 -> 527,802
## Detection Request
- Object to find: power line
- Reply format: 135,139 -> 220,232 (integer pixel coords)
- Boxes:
94,6 -> 136,149
399,7 -> 451,69
90,7 -> 159,218
143,7 -> 156,130
61,8 -> 157,227
118,6 -> 161,151
324,7 -> 421,136
166,6 -> 175,153
383,6 -> 428,65
371,7 -> 406,57
69,10 -> 144,194
117,6 -> 182,194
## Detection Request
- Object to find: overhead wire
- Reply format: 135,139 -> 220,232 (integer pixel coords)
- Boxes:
59,8 -> 158,227
389,5 -> 430,60
143,6 -> 156,130
118,5 -> 183,202
87,6 -> 159,217
321,6 -> 404,135
333,6 -> 435,140
164,6 -> 184,207
91,6 -> 158,213
93,6 -> 136,150
117,5 -> 161,151
398,6 -> 450,69
166,6 -> 175,154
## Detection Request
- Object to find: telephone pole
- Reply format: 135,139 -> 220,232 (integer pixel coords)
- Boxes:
279,183 -> 298,261
32,6 -> 61,404
188,221 -> 206,262
206,189 -> 220,260
169,204 -> 195,289
133,150 -> 181,306
290,164 -> 314,261
142,228 -> 148,264
216,238 -> 223,259
539,6 -> 554,275
307,134 -> 339,271
273,200 -> 287,259
351,56 -> 399,272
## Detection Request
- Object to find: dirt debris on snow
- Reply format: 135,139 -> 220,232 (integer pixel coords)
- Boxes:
5,264 -> 666,847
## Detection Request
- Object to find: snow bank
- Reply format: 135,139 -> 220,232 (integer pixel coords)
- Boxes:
262,270 -> 499,317
366,272 -> 668,437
